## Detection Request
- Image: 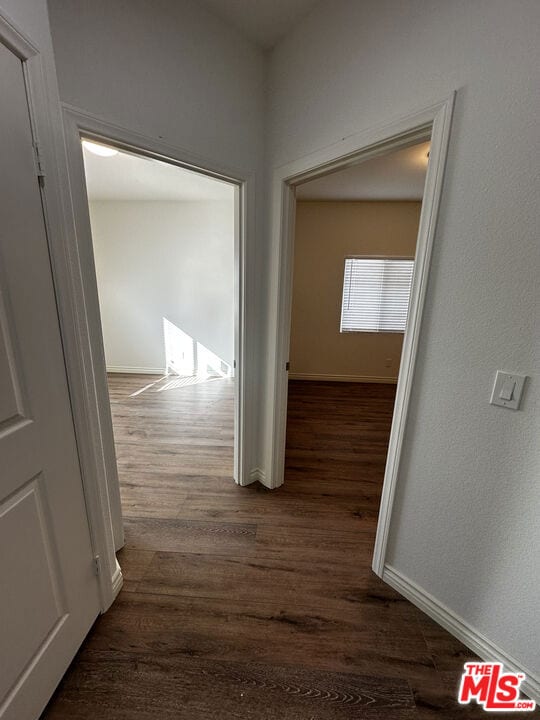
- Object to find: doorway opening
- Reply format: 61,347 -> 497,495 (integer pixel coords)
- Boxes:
79,136 -> 241,561
268,98 -> 454,582
283,138 -> 429,566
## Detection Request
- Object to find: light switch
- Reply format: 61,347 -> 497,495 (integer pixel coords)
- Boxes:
499,378 -> 515,401
490,371 -> 527,410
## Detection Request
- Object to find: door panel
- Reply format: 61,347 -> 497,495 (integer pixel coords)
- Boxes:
0,477 -> 64,702
0,34 -> 100,720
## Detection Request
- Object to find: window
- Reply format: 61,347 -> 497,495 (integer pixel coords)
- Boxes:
340,257 -> 414,333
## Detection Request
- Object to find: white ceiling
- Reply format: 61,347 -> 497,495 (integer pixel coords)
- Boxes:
82,143 -> 233,202
200,0 -> 320,49
296,141 -> 430,201
83,139 -> 428,204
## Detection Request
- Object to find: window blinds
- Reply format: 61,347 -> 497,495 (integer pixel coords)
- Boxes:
340,257 -> 414,333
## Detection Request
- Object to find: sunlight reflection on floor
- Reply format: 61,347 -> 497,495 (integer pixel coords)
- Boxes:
129,373 -> 226,397
157,374 -> 223,392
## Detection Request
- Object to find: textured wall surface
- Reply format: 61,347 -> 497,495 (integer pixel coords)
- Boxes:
268,0 -> 540,680
290,201 -> 420,380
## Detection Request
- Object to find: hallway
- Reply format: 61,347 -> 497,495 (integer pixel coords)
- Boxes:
41,378 -> 498,719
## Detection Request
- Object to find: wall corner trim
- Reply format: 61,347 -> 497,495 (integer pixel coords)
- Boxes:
382,564 -> 540,704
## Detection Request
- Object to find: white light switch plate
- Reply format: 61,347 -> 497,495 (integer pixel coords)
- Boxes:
490,371 -> 527,410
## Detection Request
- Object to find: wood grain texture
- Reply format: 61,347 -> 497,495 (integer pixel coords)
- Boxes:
123,517 -> 257,555
71,592 -> 434,681
42,654 -> 416,719
42,377 -> 535,719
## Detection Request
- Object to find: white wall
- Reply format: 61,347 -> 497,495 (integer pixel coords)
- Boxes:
47,0 -> 266,471
268,0 -> 540,685
47,0 -> 266,175
89,200 -> 234,374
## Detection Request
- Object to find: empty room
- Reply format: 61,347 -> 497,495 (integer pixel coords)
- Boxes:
285,141 -> 428,535
1,1 -> 538,719
81,138 -> 239,556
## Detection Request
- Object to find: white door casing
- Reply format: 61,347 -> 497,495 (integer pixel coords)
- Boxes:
266,96 -> 455,571
58,105 -> 253,566
0,15 -> 100,720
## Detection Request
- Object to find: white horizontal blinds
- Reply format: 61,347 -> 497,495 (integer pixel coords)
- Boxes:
340,258 -> 414,333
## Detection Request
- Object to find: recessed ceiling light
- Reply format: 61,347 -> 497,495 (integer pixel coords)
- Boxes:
82,140 -> 118,157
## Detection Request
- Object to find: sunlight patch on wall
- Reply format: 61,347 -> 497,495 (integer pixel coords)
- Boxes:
163,317 -> 232,379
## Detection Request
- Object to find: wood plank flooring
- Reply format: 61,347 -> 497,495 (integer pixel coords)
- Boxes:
41,376 -> 534,719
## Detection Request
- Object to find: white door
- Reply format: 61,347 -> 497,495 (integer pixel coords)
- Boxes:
0,35 -> 100,720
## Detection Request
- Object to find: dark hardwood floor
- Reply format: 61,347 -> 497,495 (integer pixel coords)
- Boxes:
41,376 -> 533,719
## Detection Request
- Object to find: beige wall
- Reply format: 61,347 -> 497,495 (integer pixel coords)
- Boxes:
290,201 -> 421,381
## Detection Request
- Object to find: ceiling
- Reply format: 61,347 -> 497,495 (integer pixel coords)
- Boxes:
82,142 -> 233,202
83,139 -> 429,204
199,0 -> 320,49
296,141 -> 430,201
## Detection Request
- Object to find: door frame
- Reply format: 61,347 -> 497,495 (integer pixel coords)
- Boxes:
0,6 -> 119,616
0,10 -> 105,718
266,95 -> 455,575
55,105 -> 251,609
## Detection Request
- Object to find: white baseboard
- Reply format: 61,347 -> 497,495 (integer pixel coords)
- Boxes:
248,467 -> 267,486
383,564 -> 540,704
106,366 -> 166,375
288,372 -> 398,384
107,562 -> 123,612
